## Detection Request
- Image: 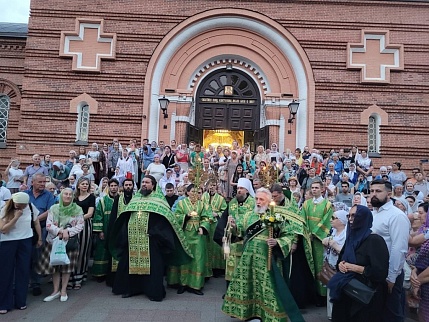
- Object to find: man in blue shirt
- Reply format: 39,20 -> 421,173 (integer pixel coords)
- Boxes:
25,172 -> 55,296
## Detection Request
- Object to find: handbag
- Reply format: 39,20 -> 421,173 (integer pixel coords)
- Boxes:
49,237 -> 70,266
317,260 -> 336,285
343,278 -> 376,305
29,203 -> 38,245
64,224 -> 79,251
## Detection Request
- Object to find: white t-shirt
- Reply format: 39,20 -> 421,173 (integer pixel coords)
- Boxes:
6,167 -> 24,189
0,186 -> 12,202
146,163 -> 166,182
0,203 -> 39,241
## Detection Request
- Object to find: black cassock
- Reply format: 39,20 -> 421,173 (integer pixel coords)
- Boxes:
111,212 -> 176,301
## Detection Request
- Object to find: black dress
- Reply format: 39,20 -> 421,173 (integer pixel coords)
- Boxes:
332,234 -> 389,322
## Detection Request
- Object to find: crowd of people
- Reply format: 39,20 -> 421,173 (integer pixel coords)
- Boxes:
0,138 -> 429,322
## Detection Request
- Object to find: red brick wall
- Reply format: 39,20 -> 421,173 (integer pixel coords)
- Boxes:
0,0 -> 428,176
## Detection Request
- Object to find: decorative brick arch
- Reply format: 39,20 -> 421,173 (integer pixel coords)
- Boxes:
360,104 -> 388,125
0,78 -> 22,105
143,9 -> 315,149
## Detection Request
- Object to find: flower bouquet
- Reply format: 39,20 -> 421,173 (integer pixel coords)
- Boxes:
259,201 -> 285,270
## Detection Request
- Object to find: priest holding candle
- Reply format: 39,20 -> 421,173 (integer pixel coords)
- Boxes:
222,187 -> 310,322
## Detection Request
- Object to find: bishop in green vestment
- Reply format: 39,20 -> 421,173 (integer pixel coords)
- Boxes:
92,179 -> 119,278
300,180 -> 332,298
110,175 -> 192,301
222,188 -> 306,322
167,184 -> 211,295
201,180 -> 227,275
214,178 -> 256,282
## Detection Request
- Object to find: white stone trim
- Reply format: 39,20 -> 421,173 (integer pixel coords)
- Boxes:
349,33 -> 401,82
63,23 -> 114,70
148,16 -> 308,149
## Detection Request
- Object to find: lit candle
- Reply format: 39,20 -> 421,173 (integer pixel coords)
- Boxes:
269,201 -> 276,216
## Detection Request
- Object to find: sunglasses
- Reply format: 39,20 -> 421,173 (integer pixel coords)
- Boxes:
331,216 -> 338,220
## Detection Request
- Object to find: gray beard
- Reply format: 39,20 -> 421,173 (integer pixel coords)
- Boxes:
255,205 -> 268,214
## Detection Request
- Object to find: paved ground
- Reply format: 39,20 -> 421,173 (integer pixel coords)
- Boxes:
3,275 -> 330,322
2,275 -> 419,322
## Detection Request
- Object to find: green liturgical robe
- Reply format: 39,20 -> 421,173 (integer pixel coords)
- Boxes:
301,198 -> 332,296
225,196 -> 255,281
92,194 -> 115,277
222,206 -> 307,322
201,192 -> 227,271
167,197 -> 211,290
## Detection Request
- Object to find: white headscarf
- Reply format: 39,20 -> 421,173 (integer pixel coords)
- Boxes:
237,178 -> 255,197
335,210 -> 349,226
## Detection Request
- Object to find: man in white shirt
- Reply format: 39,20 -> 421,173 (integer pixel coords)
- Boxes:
0,185 -> 12,203
370,179 -> 410,322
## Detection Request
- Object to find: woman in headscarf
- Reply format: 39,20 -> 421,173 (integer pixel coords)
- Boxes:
352,192 -> 368,207
328,205 -> 389,322
0,192 -> 42,314
38,188 -> 84,302
394,197 -> 413,219
50,161 -> 71,189
322,210 -> 348,319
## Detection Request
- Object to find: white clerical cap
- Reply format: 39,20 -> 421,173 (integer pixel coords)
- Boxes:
237,178 -> 255,197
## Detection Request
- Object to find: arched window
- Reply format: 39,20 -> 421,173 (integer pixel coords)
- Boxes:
76,103 -> 90,143
368,114 -> 380,154
0,95 -> 10,147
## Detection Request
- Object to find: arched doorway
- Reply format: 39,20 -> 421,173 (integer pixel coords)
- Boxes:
188,68 -> 266,149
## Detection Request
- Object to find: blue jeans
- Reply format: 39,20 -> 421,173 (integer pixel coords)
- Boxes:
383,270 -> 405,322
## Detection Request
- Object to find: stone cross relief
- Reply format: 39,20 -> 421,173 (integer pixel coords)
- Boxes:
347,31 -> 404,84
60,18 -> 116,72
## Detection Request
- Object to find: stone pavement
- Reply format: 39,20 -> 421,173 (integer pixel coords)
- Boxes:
3,276 -> 330,322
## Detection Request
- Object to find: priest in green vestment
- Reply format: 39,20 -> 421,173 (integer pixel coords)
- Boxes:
92,178 -> 119,280
167,184 -> 211,295
214,178 -> 256,283
109,175 -> 192,301
222,188 -> 306,322
201,179 -> 227,277
300,180 -> 333,300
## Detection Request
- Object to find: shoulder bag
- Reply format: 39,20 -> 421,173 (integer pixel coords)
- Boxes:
64,223 -> 79,251
343,278 -> 376,305
29,203 -> 38,245
317,260 -> 336,285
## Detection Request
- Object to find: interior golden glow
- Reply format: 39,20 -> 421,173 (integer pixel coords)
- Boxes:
203,130 -> 244,148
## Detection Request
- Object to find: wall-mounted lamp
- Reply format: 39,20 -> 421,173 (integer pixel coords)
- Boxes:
287,100 -> 300,134
158,96 -> 169,119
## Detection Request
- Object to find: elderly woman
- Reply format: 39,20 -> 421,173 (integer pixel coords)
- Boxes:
352,192 -> 368,207
328,205 -> 389,322
39,188 -> 84,302
50,161 -> 71,189
0,193 -> 42,314
322,210 -> 348,319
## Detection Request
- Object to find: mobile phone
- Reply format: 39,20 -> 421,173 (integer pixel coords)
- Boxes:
421,159 -> 429,163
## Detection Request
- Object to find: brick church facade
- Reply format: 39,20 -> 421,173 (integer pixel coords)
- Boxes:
0,0 -> 428,171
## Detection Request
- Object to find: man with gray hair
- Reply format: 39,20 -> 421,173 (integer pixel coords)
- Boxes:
222,187 -> 306,321
375,166 -> 389,180
22,154 -> 48,187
